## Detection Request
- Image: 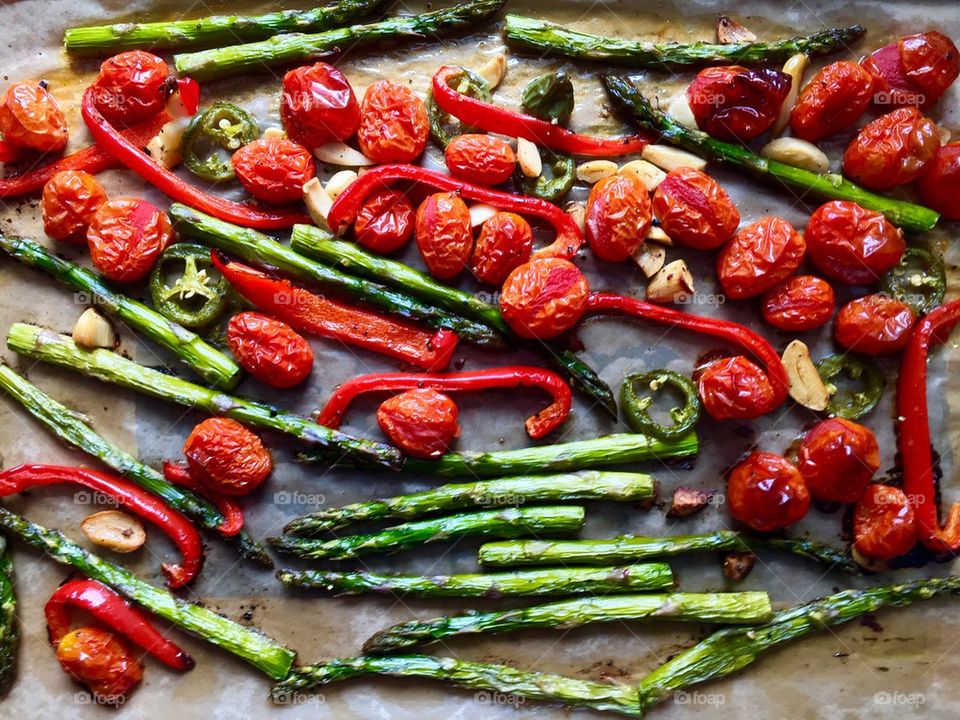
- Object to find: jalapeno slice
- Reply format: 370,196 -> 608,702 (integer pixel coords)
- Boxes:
182,102 -> 260,183
880,246 -> 946,315
816,354 -> 885,420
515,148 -> 576,202
521,72 -> 575,125
620,369 -> 701,441
149,244 -> 231,329
426,67 -> 491,148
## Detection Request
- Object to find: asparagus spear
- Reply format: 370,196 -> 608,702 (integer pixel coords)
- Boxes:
277,563 -> 674,597
64,0 -> 385,55
478,530 -> 859,574
169,205 -> 504,348
0,506 -> 295,680
504,15 -> 865,67
0,536 -> 16,695
174,0 -> 506,81
0,233 -> 242,389
271,506 -> 586,560
6,323 -> 402,471
283,470 -> 654,536
602,76 -> 939,233
363,592 -> 773,653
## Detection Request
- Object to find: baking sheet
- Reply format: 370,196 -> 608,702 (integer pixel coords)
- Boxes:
1,0 -> 959,718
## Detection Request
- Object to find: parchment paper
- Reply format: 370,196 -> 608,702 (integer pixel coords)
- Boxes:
0,1 -> 959,718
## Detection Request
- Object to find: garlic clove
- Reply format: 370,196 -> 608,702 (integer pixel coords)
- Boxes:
325,169 -> 358,200
641,144 -> 707,172
716,15 -> 757,43
667,93 -> 699,130
772,53 -> 809,136
516,137 -> 543,178
469,203 -> 499,228
303,177 -> 333,229
314,141 -> 375,166
619,159 -> 668,191
476,54 -> 507,90
576,160 -> 618,184
81,510 -> 146,553
782,339 -> 829,411
72,308 -> 116,349
646,259 -> 695,303
760,137 -> 830,173
631,243 -> 666,278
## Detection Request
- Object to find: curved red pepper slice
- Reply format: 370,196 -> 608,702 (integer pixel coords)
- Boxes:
317,366 -> 572,439
46,579 -> 194,672
0,464 -> 203,588
163,462 -> 243,536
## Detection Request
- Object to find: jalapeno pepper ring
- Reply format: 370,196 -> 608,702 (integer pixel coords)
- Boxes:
816,354 -> 884,420
516,148 -> 576,202
182,102 -> 260,183
149,243 -> 231,329
427,66 -> 490,148
880,246 -> 946,315
620,369 -> 701,441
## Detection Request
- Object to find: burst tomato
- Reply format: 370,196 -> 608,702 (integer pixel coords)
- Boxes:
0,81 -> 68,152
87,198 -> 172,283
415,191 -> 472,279
696,354 -> 776,421
834,294 -> 916,354
842,107 -> 940,190
853,484 -> 916,559
281,62 -> 360,147
354,189 -> 415,253
42,170 -> 108,243
231,135 -> 315,204
499,257 -> 589,340
862,31 -> 960,109
91,51 -> 171,125
227,311 -> 313,389
444,133 -> 516,186
55,627 -> 143,701
585,173 -> 651,262
918,142 -> 960,220
796,418 -> 880,504
716,216 -> 805,300
470,211 -> 534,285
761,275 -> 835,331
789,61 -> 875,142
357,80 -> 428,163
183,417 -> 272,496
376,387 -> 460,459
652,166 -> 739,250
727,452 -> 810,532
686,65 -> 791,141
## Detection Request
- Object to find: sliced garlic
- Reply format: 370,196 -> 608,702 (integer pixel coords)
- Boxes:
772,53 -> 809,136
631,243 -> 666,278
303,177 -> 333,229
781,339 -> 829,411
476,54 -> 507,90
666,93 -> 698,130
145,116 -> 191,170
325,169 -> 358,200
565,201 -> 586,234
314,141 -> 375,166
760,137 -> 829,173
469,203 -> 498,228
576,160 -> 618,184
516,137 -> 543,178
646,259 -> 695,303
81,510 -> 146,553
716,15 -> 757,43
72,308 -> 116,349
641,144 -> 707,172
619,159 -> 667,191
646,225 -> 673,245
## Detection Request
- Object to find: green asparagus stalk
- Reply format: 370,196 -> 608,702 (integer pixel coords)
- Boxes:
0,536 -> 16,695
169,205 -> 504,348
0,233 -> 242,388
602,76 -> 939,233
363,592 -> 773,653
271,506 -> 585,560
64,0 -> 385,55
283,470 -> 654,536
0,506 -> 295,680
6,324 -> 402,470
277,563 -> 674,597
478,530 -> 859,574
504,15 -> 865,67
174,0 -> 505,81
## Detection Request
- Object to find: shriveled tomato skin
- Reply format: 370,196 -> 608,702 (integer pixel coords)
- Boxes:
56,626 -> 143,701
91,51 -> 171,125
357,80 -> 429,163
918,142 -> 960,220
761,276 -> 835,332
445,134 -> 516,186
227,311 -> 313,389
842,107 -> 940,190
687,65 -> 791,141
863,32 -> 960,109
281,62 -> 359,147
354,189 -> 415,254
854,484 -> 916,559
789,61 -> 874,142
716,216 -> 805,300
727,452 -> 810,533
834,294 -> 916,355
232,135 -> 315,204
415,192 -> 472,279
87,198 -> 172,283
797,418 -> 880,504
585,174 -> 651,262
470,212 -> 534,285
183,417 -> 272,496
377,387 -> 460,459
42,170 -> 108,243
0,81 -> 68,152
499,258 -> 589,340
652,167 -> 739,250
697,355 -> 776,421
804,200 -> 905,285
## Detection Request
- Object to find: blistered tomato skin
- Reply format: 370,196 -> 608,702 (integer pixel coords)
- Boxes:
863,32 -> 960,109
499,258 -> 589,340
687,65 -> 791,141
42,170 -> 108,243
716,216 -> 805,300
696,355 -> 776,421
804,201 -> 905,285
727,452 -> 810,533
842,107 -> 940,190
761,276 -> 835,332
183,417 -> 272,496
797,418 -> 880,504
55,626 -> 143,700
834,294 -> 916,355
445,134 -> 516,186
789,61 -> 875,142
87,198 -> 172,283
376,387 -> 460,459
470,211 -> 534,285
415,192 -> 473,279
354,189 -> 415,254
232,135 -> 315,204
91,51 -> 171,125
585,174 -> 651,262
357,80 -> 429,164
854,484 -> 917,560
918,142 -> 960,220
652,167 -> 739,250
0,81 -> 68,152
227,311 -> 314,389
281,62 -> 359,148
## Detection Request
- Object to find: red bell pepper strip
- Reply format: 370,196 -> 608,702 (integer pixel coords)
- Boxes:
317,366 -> 572,439
163,462 -> 243,536
897,297 -> 960,553
212,252 -> 458,371
46,579 -> 194,672
432,65 -> 652,157
326,164 -> 584,260
0,464 -> 203,588
175,78 -> 201,116
80,86 -> 310,230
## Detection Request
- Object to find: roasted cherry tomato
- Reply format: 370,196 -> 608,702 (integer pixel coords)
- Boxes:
686,65 -> 791,141
862,31 -> 960,109
354,189 -> 415,254
761,275 -> 835,331
853,484 -> 916,560
696,354 -> 776,421
55,626 -> 143,702
415,191 -> 472,279
444,133 -> 516,186
499,257 -> 589,340
42,170 -> 108,243
918,141 -> 960,220
357,80 -> 429,164
585,173 -> 651,262
231,135 -> 315,205
834,294 -> 916,354
87,198 -> 172,283
226,311 -> 313,389
281,62 -> 359,148
804,200 -> 905,285
796,418 -> 880,504
183,417 -> 272,496
91,51 -> 171,125
470,211 -> 534,285
652,166 -> 739,250
727,451 -> 810,532
789,61 -> 875,142
0,81 -> 68,152
716,216 -> 805,300
842,107 -> 939,190
376,387 -> 460,459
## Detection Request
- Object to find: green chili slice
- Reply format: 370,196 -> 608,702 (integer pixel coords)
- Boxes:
426,66 -> 491,148
182,102 -> 260,183
880,246 -> 946,315
816,354 -> 884,420
515,148 -> 576,201
620,370 -> 701,441
149,244 -> 231,329
521,72 -> 575,125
